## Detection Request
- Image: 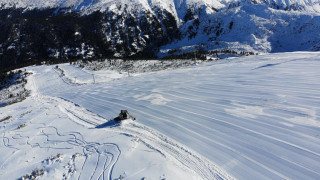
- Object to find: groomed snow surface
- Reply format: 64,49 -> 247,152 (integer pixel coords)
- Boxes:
1,52 -> 320,179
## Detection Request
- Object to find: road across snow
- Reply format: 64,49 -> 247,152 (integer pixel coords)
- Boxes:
1,52 -> 320,179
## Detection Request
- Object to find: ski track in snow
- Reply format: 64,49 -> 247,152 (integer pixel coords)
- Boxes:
0,76 -> 122,180
1,110 -> 121,180
31,74 -> 122,180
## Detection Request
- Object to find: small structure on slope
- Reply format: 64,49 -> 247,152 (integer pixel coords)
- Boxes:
114,110 -> 136,122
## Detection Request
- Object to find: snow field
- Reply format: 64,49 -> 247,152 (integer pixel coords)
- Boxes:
1,52 -> 320,179
32,52 -> 320,179
0,65 -> 230,179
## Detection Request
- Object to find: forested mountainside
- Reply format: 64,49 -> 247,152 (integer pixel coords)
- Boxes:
1,0 -> 319,70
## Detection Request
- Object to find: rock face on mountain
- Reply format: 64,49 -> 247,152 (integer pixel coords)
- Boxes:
0,0 -> 319,69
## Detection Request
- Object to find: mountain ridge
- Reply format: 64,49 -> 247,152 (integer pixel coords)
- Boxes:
1,0 -> 319,16
0,0 -> 319,70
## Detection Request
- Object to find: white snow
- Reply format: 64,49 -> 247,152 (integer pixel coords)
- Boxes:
1,52 -> 320,179
159,3 -> 320,56
1,0 -> 319,15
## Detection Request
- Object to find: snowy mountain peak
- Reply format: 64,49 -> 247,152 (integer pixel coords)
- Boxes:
227,0 -> 320,13
1,0 -> 320,68
1,0 -> 319,13
0,0 -> 225,23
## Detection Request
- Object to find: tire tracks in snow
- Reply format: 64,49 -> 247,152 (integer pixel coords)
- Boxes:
79,92 -> 320,179
46,70 -> 234,179
22,75 -> 121,180
48,95 -> 233,180
79,80 -> 320,177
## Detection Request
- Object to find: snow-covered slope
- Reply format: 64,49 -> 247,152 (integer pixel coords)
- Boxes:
225,0 -> 320,12
0,0 -> 221,20
1,52 -> 320,179
159,4 -> 320,56
1,0 -> 319,14
0,66 -> 233,179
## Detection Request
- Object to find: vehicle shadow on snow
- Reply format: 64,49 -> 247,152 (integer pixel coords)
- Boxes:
252,59 -> 300,70
95,120 -> 120,128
